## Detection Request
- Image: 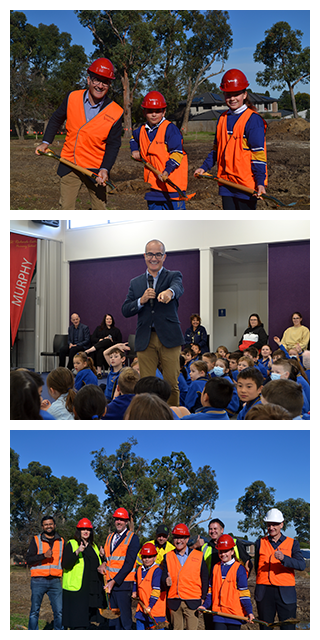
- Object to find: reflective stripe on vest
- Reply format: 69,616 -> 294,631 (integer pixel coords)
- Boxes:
104,530 -> 136,582
211,560 -> 245,617
216,109 -> 268,190
139,120 -> 188,196
256,537 -> 295,586
30,535 -> 64,577
166,549 -> 202,600
61,90 -> 123,168
136,564 -> 166,618
62,539 -> 101,591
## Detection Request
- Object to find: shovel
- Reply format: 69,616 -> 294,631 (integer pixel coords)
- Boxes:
99,577 -> 121,619
37,148 -> 116,190
132,596 -> 168,630
200,608 -> 299,628
132,156 -> 195,202
195,172 -> 297,208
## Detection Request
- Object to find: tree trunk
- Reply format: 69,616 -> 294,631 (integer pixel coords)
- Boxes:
288,83 -> 299,119
122,70 -> 133,139
14,119 -> 25,141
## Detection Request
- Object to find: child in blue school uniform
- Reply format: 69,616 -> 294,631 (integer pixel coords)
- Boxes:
184,360 -> 209,413
73,352 -> 98,391
103,343 -> 128,402
201,352 -> 217,376
242,346 -> 268,379
236,367 -> 264,420
132,543 -> 166,629
181,377 -> 233,420
259,344 -> 273,374
209,357 -> 240,416
102,367 -> 140,420
178,355 -> 189,406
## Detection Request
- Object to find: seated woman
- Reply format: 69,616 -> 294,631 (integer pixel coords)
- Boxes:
238,313 -> 268,353
85,314 -> 122,378
184,313 -> 208,354
274,311 -> 310,353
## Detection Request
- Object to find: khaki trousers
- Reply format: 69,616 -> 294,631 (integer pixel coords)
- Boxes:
170,601 -> 199,630
137,331 -> 181,406
59,171 -> 107,210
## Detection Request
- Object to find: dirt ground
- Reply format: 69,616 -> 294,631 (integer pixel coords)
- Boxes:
10,565 -> 310,630
10,118 -> 310,211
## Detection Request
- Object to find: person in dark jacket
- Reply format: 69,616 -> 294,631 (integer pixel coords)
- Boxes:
59,313 -> 90,369
35,58 -> 123,210
238,313 -> 268,352
254,508 -> 306,630
85,314 -> 122,378
184,314 -> 208,354
62,518 -> 106,629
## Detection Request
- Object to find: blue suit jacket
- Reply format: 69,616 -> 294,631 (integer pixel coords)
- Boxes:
122,268 -> 184,352
68,322 -> 90,349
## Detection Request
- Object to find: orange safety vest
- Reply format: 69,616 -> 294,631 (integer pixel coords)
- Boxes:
136,564 -> 166,618
61,90 -> 123,168
256,537 -> 295,586
211,560 -> 246,618
104,530 -> 136,582
166,549 -> 202,600
216,108 -> 268,190
30,535 -> 64,578
139,120 -> 188,196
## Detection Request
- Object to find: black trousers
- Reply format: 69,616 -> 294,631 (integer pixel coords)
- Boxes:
222,195 -> 257,210
256,586 -> 297,630
59,345 -> 81,369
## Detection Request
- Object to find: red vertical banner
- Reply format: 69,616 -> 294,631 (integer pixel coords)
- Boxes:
10,233 -> 37,346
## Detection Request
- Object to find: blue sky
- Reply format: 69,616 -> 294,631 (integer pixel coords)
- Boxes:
10,429 -> 310,539
19,9 -> 310,98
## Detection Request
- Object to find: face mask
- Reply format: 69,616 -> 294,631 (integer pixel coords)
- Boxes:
270,372 -> 281,381
213,366 -> 224,377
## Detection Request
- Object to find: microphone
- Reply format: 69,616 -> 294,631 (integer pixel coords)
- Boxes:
148,274 -> 154,307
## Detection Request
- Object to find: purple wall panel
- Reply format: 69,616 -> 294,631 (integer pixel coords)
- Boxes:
69,250 -> 200,342
268,240 -> 310,349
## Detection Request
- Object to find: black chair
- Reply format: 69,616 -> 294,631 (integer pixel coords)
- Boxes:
126,334 -> 136,365
40,334 -> 68,371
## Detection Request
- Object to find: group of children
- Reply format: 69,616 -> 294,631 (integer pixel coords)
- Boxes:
10,331 -> 310,420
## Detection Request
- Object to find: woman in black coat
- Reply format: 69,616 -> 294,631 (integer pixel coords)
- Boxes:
184,313 -> 208,354
62,518 -> 106,629
85,314 -> 122,377
238,313 -> 268,352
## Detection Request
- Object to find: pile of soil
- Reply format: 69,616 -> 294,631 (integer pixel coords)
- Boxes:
10,566 -> 310,630
10,118 -> 310,210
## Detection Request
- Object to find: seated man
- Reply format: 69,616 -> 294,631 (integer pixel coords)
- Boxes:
59,313 -> 90,370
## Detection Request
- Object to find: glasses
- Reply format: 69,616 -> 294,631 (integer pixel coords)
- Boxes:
89,75 -> 110,87
145,252 -> 164,259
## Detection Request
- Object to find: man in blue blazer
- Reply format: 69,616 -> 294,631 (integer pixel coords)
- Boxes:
59,312 -> 90,369
122,239 -> 184,405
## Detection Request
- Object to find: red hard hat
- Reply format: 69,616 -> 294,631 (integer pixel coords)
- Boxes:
141,543 -> 157,556
88,58 -> 115,80
215,534 -> 235,551
76,518 -> 93,529
220,69 -> 249,92
113,507 -> 129,520
172,523 -> 190,536
141,91 -> 167,109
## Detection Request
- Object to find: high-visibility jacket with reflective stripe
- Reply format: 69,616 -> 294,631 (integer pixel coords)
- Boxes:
61,90 -> 123,169
136,564 -> 166,618
62,539 -> 101,591
139,120 -> 188,196
104,530 -> 136,582
166,549 -> 202,600
202,538 -> 243,574
256,537 -> 295,586
211,560 -> 246,617
216,109 -> 268,190
30,535 -> 64,577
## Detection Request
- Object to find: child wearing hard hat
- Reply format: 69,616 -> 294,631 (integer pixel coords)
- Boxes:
199,534 -> 254,629
132,543 -> 167,629
194,69 -> 267,210
130,91 -> 188,210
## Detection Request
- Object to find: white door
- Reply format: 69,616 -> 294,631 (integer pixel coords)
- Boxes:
212,284 -> 239,352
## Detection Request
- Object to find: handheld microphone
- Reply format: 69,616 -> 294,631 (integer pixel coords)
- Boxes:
148,274 -> 154,308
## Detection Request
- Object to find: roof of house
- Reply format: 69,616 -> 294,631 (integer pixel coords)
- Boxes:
181,91 -> 278,109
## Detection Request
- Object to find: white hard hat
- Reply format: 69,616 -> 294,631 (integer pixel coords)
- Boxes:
264,508 -> 284,523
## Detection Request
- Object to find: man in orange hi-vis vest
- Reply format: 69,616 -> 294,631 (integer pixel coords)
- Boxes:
161,523 -> 209,630
98,508 -> 140,630
26,515 -> 64,630
35,58 -> 123,210
255,508 -> 306,630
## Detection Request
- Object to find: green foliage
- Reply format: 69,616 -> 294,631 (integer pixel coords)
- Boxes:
275,498 -> 310,544
236,480 -> 276,536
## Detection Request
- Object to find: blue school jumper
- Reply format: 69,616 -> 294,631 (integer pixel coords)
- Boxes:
184,376 -> 209,412
181,407 -> 230,420
210,373 -> 239,416
237,396 -> 261,420
105,367 -> 122,401
74,368 -> 98,391
102,394 -> 134,420
178,372 -> 188,406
